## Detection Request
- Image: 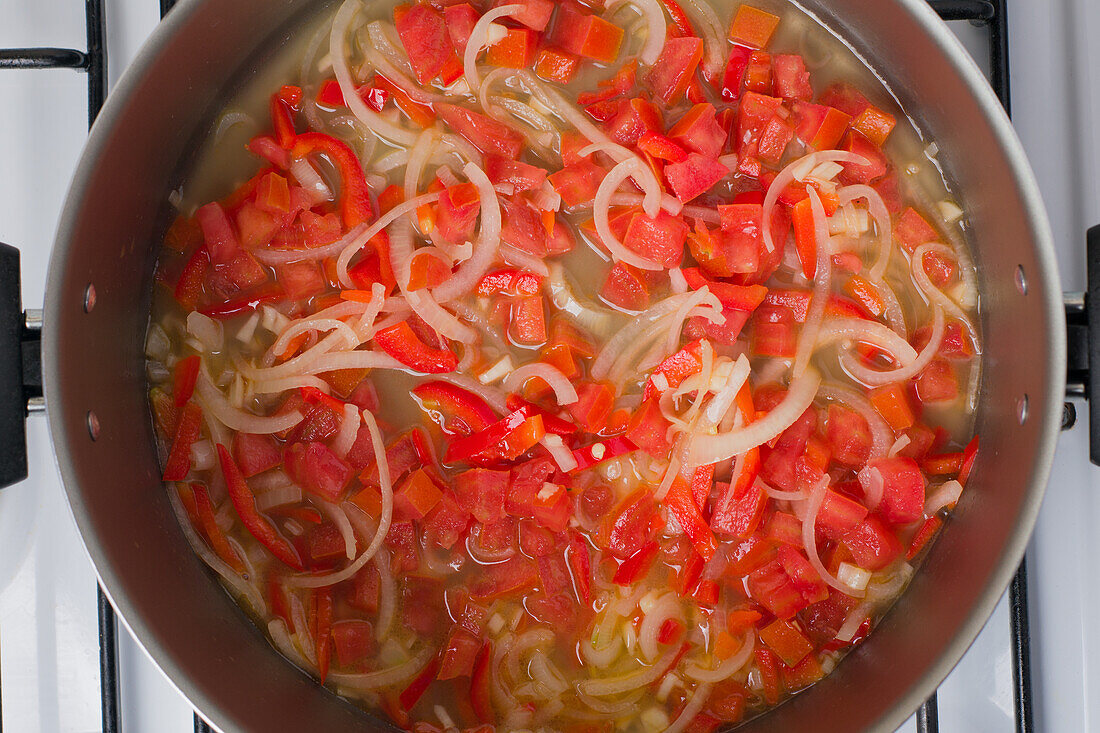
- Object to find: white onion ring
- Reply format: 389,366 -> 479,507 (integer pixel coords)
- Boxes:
762,150 -> 870,253
607,0 -> 666,64
841,305 -> 945,386
432,162 -> 502,302
196,372 -> 303,434
464,5 -> 523,90
503,363 -> 579,405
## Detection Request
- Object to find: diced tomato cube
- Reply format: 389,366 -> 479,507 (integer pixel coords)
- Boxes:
743,51 -> 772,94
486,27 -> 538,68
569,382 -> 615,433
792,101 -> 852,151
285,442 -> 353,502
605,490 -> 658,559
494,0 -> 554,30
858,456 -> 926,525
664,153 -> 730,203
759,617 -> 814,668
606,98 -> 662,147
232,433 -> 281,478
751,304 -> 798,358
825,404 -> 872,467
331,620 -> 376,669
894,207 -> 941,252
196,202 -> 239,265
869,384 -> 915,431
444,3 -> 479,53
622,210 -> 688,268
669,103 -> 727,159
454,468 -> 510,524
852,105 -> 897,146
438,626 -> 482,680
747,559 -> 806,620
276,261 -> 325,301
469,557 -> 539,600
842,516 -> 903,571
819,82 -> 872,118
437,103 -> 524,159
551,6 -> 624,63
509,296 -> 548,347
423,491 -> 471,549
840,131 -> 889,184
772,54 -> 813,100
600,261 -> 651,312
712,480 -> 768,538
646,36 -> 704,105
436,182 -> 482,243
915,358 -> 960,404
624,398 -> 672,457
395,4 -> 451,84
757,115 -> 794,164
815,489 -> 869,539
548,161 -> 604,208
394,468 -> 444,520
485,156 -> 547,193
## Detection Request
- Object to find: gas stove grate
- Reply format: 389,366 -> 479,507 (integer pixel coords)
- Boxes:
0,0 -> 1027,731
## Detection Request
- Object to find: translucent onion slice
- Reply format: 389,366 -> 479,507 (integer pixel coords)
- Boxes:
332,402 -> 362,458
802,475 -> 865,595
432,162 -> 503,302
464,5 -> 523,90
503,362 -> 579,405
925,479 -> 964,515
840,305 -> 945,386
677,0 -> 726,77
327,647 -> 435,690
689,368 -> 822,465
196,372 -> 303,434
762,150 -> 870,253
606,0 -> 666,64
335,192 -> 444,288
594,159 -> 665,270
911,243 -> 979,339
330,0 -> 417,146
253,223 -> 370,266
666,683 -> 714,733
815,317 -> 919,366
838,183 -> 893,280
576,643 -> 679,697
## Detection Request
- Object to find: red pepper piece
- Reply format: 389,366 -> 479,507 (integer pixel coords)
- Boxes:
504,394 -> 578,436
185,482 -> 245,573
163,402 -> 202,481
470,642 -> 495,724
413,380 -> 498,437
172,355 -> 201,408
399,651 -> 442,709
270,85 -> 302,148
216,444 -> 303,570
374,321 -> 458,374
443,406 -> 536,464
290,132 -> 373,228
570,436 -> 637,472
613,541 -> 659,585
664,476 -> 718,561
476,268 -> 543,297
566,530 -> 592,604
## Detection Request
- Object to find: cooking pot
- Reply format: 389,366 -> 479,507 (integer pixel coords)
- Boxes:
0,0 -> 1070,729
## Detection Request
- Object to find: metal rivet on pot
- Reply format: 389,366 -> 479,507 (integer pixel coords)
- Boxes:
86,411 -> 100,441
83,283 -> 97,313
1015,265 -> 1028,295
1017,394 -> 1029,425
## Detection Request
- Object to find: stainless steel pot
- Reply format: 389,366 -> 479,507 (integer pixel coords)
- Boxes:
14,0 -> 1066,729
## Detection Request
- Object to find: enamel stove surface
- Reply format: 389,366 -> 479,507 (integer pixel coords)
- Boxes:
0,0 -> 1095,730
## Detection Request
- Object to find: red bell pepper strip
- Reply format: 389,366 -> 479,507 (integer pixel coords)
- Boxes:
642,339 -> 705,401
199,285 -> 284,320
570,436 -> 638,472
791,197 -> 818,280
413,381 -> 498,436
443,405 -> 537,463
172,355 -> 201,407
658,618 -> 686,645
505,394 -> 578,436
613,541 -> 660,585
958,435 -> 979,486
690,463 -> 715,513
374,321 -> 458,374
216,444 -> 304,570
470,642 -> 495,724
270,85 -> 303,149
659,0 -> 696,38
399,651 -> 442,709
566,530 -> 592,603
664,476 -> 718,561
299,385 -> 348,415
163,402 -> 203,481
188,482 -> 246,574
314,586 -> 334,682
290,132 -> 373,228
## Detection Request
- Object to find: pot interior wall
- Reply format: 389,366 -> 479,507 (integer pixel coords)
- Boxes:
45,0 -> 1063,731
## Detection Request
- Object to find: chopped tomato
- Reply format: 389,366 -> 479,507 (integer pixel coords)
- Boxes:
729,5 -> 780,48
646,36 -> 704,105
374,321 -> 458,374
551,6 -> 625,63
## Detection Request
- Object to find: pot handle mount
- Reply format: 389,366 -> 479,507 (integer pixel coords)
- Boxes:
0,243 -> 41,489
1064,225 -> 1100,462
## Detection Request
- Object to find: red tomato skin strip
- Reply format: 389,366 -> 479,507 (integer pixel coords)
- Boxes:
217,444 -> 304,570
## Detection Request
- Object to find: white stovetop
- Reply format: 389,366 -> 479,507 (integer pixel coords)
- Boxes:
0,0 -> 1096,730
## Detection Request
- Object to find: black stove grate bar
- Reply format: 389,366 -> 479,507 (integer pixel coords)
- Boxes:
0,0 -> 1030,731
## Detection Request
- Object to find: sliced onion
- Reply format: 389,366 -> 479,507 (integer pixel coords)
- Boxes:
256,485 -> 303,512
500,243 -> 550,276
677,0 -> 726,77
464,5 -> 523,89
859,465 -> 885,510
875,278 -> 908,337
835,602 -> 873,643
189,439 -> 216,472
404,127 -> 441,207
253,223 -> 370,266
289,158 -> 333,204
335,192 -> 444,288
684,633 -> 755,683
289,592 -> 317,665
196,372 -> 303,434
803,475 -> 865,595
690,368 -> 821,465
432,162 -> 502,302
838,184 -> 893,280
818,384 -> 893,460
186,312 -> 223,352
375,553 -> 396,639
841,305 -> 944,386
577,689 -> 644,715
577,643 -> 679,697
607,0 -> 666,64
332,402 -> 362,458
666,682 -> 713,733
406,288 -> 477,343
638,593 -> 683,662
269,318 -> 359,360
268,618 -> 310,669
815,317 -> 919,365
594,159 -> 664,270
287,411 -> 392,588
328,647 -> 435,690
580,634 -> 624,668
911,243 -> 978,338
925,479 -> 963,515
593,292 -> 697,379
547,263 -> 617,337
504,363 -> 579,405
320,500 -> 358,560
762,150 -> 870,253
